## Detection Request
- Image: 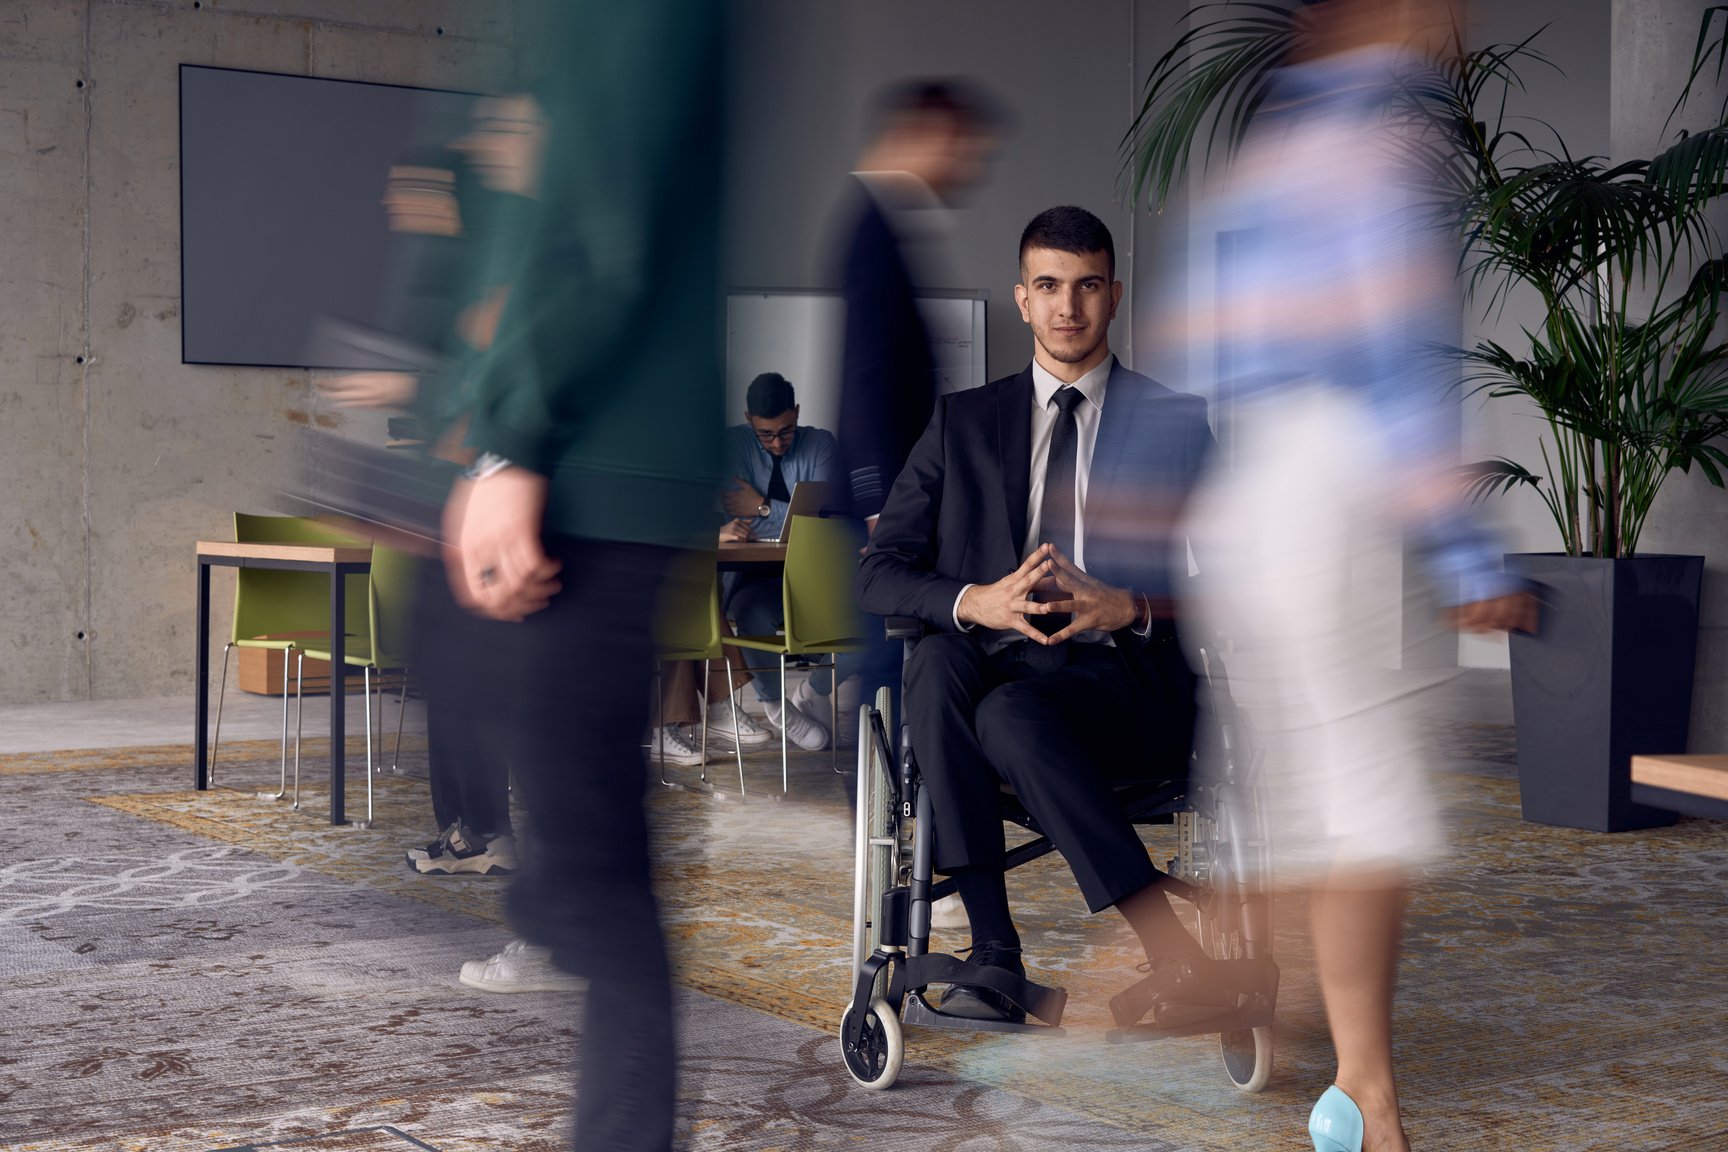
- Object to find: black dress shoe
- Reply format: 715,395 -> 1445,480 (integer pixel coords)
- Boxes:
1110,952 -> 1240,1030
938,940 -> 1027,1023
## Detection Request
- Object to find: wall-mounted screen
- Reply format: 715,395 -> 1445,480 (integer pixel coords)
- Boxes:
179,65 -> 476,368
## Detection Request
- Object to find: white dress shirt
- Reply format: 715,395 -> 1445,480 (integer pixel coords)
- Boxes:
1023,357 -> 1110,570
953,357 -> 1144,646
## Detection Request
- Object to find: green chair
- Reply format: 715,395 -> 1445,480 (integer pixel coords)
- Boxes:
654,551 -> 749,795
209,514 -> 370,800
729,515 -> 869,791
293,542 -> 419,829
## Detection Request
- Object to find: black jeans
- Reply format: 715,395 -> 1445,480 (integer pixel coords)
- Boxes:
412,557 -> 516,839
498,535 -> 678,1152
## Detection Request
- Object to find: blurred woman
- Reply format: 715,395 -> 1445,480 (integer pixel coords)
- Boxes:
1176,2 -> 1533,1149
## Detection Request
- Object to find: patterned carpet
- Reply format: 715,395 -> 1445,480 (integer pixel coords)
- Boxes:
4,695 -> 1728,1151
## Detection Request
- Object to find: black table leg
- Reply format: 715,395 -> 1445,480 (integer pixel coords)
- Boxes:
329,564 -> 346,825
195,559 -> 211,790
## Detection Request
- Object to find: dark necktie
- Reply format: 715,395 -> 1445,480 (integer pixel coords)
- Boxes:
766,453 -> 790,503
1031,386 -> 1086,641
1039,386 -> 1085,560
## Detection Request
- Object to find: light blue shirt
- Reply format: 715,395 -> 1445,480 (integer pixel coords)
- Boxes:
722,423 -> 842,540
1213,46 -> 1519,607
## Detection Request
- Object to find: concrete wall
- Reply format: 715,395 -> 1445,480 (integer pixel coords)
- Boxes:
0,1 -> 515,704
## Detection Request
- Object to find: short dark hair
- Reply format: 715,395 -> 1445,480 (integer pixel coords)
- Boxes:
1019,206 -> 1115,280
746,372 -> 796,419
869,78 -> 1005,138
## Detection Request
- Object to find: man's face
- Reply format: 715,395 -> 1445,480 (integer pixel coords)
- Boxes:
381,165 -> 460,236
455,95 -> 545,197
747,406 -> 799,458
1014,247 -> 1121,369
923,122 -> 997,202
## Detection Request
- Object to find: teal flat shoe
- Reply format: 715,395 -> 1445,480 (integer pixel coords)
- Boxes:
1309,1084 -> 1365,1152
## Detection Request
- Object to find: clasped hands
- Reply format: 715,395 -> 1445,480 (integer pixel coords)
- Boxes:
956,543 -> 1139,645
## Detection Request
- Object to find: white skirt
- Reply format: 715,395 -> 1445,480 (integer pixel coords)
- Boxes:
1180,385 -> 1447,881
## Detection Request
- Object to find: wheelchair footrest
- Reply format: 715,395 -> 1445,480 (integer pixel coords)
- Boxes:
901,990 -> 1066,1036
1104,998 -> 1276,1043
895,952 -> 1068,1026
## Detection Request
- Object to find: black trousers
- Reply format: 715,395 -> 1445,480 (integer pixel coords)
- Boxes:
497,535 -> 678,1152
903,633 -> 1179,914
412,557 -> 516,839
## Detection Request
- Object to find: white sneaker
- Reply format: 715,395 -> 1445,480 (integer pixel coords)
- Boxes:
459,938 -> 584,993
704,696 -> 771,746
790,675 -> 829,721
648,725 -> 704,767
765,697 -> 829,751
930,891 -> 971,932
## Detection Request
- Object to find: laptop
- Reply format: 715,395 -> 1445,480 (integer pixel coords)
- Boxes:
770,481 -> 840,545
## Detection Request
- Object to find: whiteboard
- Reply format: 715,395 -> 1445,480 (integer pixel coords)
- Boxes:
724,290 -> 988,434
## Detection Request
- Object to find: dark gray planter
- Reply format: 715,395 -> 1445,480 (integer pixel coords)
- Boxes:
1505,553 -> 1701,832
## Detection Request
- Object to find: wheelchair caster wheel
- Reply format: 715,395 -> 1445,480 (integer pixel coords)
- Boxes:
1219,1024 -> 1272,1092
839,997 -> 903,1090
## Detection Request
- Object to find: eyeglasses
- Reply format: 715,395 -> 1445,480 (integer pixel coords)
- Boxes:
753,426 -> 797,445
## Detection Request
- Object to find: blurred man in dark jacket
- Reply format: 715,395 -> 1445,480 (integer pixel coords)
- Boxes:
439,3 -> 723,1149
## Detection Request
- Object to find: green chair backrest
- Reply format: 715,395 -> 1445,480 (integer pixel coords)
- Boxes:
230,514 -> 371,647
655,550 -> 721,660
366,543 -> 420,670
782,516 -> 866,654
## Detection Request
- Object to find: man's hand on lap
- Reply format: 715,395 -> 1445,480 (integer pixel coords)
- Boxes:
1035,548 -> 1137,643
956,543 -> 1062,643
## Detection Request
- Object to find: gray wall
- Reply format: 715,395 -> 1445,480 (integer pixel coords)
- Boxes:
0,1 -> 516,704
724,0 -> 1185,387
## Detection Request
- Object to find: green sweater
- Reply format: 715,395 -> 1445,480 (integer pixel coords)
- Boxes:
463,0 -> 724,549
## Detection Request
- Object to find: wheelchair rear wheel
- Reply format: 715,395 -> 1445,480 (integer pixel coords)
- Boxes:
1176,789 -> 1275,1092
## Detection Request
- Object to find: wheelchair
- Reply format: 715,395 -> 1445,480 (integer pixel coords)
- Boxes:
839,619 -> 1277,1092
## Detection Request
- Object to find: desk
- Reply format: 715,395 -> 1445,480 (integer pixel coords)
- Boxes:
194,540 -> 373,825
718,541 -> 787,570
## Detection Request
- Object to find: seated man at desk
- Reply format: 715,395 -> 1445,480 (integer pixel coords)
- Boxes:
856,206 -> 1222,1024
720,372 -> 844,749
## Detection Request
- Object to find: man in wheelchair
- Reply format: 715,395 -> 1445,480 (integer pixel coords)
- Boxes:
856,206 -> 1259,1030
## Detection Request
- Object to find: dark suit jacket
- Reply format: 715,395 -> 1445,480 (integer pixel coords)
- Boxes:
855,359 -> 1213,742
836,182 -> 939,520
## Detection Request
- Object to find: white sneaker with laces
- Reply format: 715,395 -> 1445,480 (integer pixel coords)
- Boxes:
765,696 -> 829,751
458,938 -> 584,993
790,675 -> 829,721
704,697 -> 771,746
649,724 -> 704,766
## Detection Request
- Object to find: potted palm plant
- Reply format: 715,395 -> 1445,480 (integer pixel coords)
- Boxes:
1123,3 -> 1728,831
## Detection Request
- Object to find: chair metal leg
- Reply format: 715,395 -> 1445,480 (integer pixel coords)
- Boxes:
654,662 -> 674,788
357,664 -> 375,829
391,678 -> 409,773
697,664 -> 711,785
779,653 -> 789,795
210,643 -> 234,786
292,651 -> 305,811
830,657 -> 841,775
724,653 -> 745,797
278,645 -> 294,796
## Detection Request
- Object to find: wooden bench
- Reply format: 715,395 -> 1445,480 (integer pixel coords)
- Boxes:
1630,754 -> 1728,821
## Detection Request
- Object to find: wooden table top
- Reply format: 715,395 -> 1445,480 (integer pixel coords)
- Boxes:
1630,753 -> 1728,801
718,540 -> 788,564
196,540 -> 374,565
